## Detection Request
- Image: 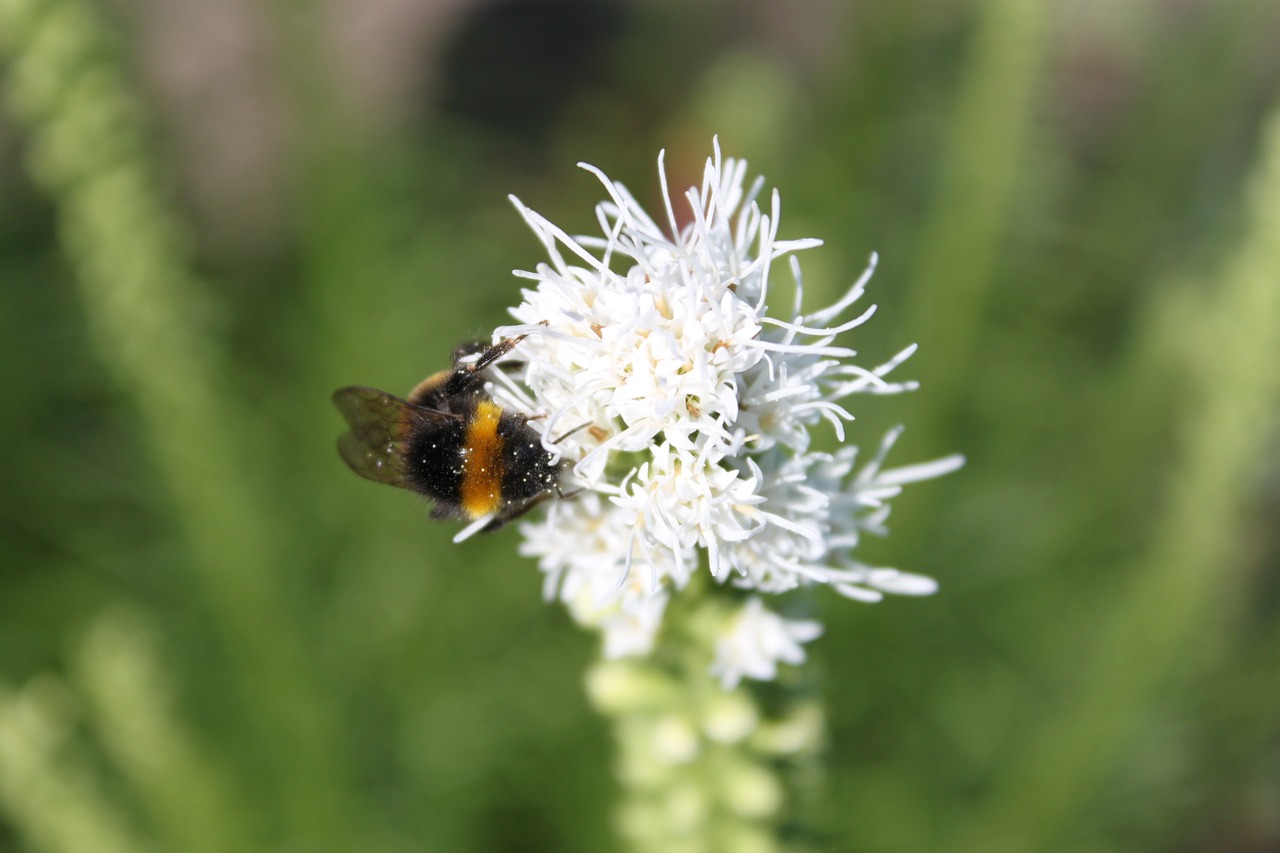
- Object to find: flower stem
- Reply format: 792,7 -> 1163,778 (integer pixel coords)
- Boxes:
587,584 -> 827,852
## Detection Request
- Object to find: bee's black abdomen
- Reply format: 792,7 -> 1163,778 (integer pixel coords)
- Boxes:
498,413 -> 562,502
403,417 -> 469,512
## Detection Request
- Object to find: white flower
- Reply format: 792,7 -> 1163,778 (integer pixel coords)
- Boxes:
494,141 -> 962,669
709,597 -> 823,690
518,491 -> 673,658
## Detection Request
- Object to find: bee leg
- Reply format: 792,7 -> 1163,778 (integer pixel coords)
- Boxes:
516,414 -> 590,442
550,421 -> 592,444
463,337 -> 522,374
466,321 -> 549,376
449,340 -> 490,365
484,490 -> 553,529
439,336 -> 525,398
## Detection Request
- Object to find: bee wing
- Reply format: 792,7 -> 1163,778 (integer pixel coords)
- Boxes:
332,386 -> 456,487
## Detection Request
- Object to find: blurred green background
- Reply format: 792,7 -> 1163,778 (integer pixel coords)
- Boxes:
1,0 -> 1278,850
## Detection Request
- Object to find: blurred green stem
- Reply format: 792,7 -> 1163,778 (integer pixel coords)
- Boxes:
902,0 -> 1048,451
0,0 -> 352,847
0,679 -> 153,853
951,106 -> 1280,852
74,609 -> 257,853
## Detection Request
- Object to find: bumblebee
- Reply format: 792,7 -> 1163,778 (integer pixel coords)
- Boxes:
332,332 -> 562,530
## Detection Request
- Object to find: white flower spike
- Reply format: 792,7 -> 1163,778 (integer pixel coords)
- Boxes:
500,140 -> 962,675
710,597 -> 824,690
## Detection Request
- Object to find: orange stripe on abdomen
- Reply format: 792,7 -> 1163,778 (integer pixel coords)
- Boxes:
460,401 -> 505,519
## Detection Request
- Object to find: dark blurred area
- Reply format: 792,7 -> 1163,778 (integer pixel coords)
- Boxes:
1,0 -> 1278,851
